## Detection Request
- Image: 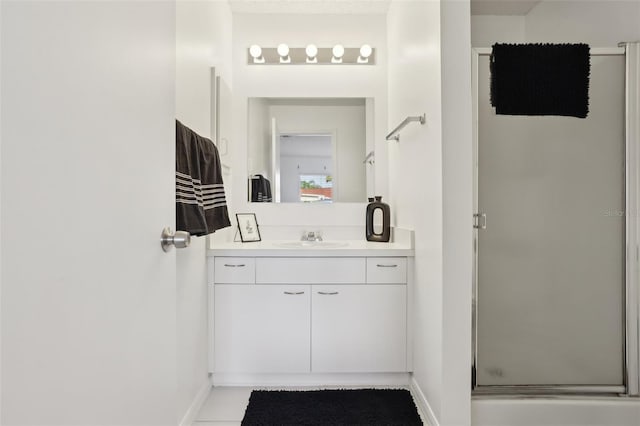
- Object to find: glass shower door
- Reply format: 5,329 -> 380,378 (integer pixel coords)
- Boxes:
475,53 -> 626,390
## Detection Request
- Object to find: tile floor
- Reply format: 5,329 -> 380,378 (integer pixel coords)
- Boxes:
192,386 -> 425,425
193,387 -> 252,426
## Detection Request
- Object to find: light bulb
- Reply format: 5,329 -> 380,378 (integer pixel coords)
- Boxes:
277,43 -> 289,57
332,44 -> 345,58
305,44 -> 318,63
357,44 -> 373,63
277,43 -> 290,63
306,44 -> 318,58
249,45 -> 264,64
249,45 -> 262,58
332,44 -> 344,63
359,44 -> 372,58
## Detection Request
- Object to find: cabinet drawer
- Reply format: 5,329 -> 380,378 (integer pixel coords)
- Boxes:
366,257 -> 407,284
214,257 -> 255,283
256,257 -> 365,284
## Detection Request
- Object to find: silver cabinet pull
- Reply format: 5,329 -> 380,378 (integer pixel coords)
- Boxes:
160,227 -> 191,252
284,291 -> 305,295
223,264 -> 246,267
376,264 -> 398,268
318,291 -> 339,295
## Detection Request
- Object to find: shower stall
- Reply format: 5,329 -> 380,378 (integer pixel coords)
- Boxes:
472,43 -> 640,396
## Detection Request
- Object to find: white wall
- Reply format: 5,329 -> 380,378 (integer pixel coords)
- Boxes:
230,13 -> 387,227
0,1 -> 3,421
388,1 -> 472,425
175,0 -> 232,423
387,0 -> 445,422
1,2 -> 177,424
525,0 -> 640,46
247,98 -> 272,179
472,1 -> 640,48
471,15 -> 525,46
440,0 -> 473,425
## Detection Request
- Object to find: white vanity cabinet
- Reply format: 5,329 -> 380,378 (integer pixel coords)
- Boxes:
210,254 -> 410,377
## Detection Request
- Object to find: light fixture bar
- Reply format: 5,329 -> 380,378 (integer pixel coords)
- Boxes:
247,47 -> 376,65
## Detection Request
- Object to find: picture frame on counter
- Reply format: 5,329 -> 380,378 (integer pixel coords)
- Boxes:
236,213 -> 261,242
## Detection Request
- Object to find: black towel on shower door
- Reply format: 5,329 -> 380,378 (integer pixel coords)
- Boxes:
490,43 -> 590,118
175,120 -> 231,236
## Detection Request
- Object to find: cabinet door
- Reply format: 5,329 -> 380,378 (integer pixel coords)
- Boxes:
214,285 -> 310,373
312,285 -> 407,373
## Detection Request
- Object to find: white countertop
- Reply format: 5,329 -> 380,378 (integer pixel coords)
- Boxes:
207,240 -> 414,257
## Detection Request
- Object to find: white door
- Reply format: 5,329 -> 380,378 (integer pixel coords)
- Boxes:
311,285 -> 407,373
1,2 -> 178,425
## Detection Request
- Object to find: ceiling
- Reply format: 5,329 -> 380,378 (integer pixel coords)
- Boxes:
228,0 -> 391,14
471,0 -> 541,15
228,0 -> 541,16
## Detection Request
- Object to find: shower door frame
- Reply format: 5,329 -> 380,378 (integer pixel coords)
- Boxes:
471,45 -> 640,397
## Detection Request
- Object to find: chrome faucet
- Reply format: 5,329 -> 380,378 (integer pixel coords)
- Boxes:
301,230 -> 323,242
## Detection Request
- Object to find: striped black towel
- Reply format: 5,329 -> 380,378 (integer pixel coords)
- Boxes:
490,43 -> 590,118
250,175 -> 272,202
176,120 -> 231,236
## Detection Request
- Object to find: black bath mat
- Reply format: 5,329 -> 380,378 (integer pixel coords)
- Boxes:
241,389 -> 423,426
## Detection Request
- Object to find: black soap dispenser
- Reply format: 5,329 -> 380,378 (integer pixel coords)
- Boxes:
366,196 -> 391,242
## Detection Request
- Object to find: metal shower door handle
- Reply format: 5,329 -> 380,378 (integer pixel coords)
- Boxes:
161,227 -> 191,252
473,213 -> 487,230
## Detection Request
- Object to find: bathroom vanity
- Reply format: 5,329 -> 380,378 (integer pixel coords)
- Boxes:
207,239 -> 414,386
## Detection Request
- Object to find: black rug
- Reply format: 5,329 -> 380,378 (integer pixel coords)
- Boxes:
241,389 -> 423,426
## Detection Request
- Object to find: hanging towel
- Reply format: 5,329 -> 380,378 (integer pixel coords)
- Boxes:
490,43 -> 590,118
250,175 -> 273,202
176,120 -> 231,236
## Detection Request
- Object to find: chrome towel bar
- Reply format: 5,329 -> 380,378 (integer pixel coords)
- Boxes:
386,114 -> 426,141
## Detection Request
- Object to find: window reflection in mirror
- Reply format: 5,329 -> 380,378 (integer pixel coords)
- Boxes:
247,98 -> 371,203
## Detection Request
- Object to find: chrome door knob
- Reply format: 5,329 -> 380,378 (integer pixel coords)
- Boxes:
160,227 -> 191,252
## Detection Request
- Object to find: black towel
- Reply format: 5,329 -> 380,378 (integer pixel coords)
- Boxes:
250,175 -> 272,202
490,43 -> 590,118
176,120 -> 231,236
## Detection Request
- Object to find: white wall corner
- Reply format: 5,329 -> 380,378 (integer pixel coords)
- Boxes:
178,378 -> 212,426
440,0 -> 473,425
410,376 -> 440,426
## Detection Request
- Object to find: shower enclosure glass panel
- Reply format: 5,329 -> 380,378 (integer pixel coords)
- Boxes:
476,54 -> 625,387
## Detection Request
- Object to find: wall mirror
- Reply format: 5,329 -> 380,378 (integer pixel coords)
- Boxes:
247,97 -> 373,203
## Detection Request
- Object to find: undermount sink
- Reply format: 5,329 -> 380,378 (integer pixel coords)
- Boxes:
273,241 -> 350,249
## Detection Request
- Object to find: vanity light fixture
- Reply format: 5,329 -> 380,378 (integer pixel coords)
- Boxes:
331,44 -> 345,63
277,43 -> 291,63
358,44 -> 373,64
246,45 -> 375,65
305,44 -> 318,63
249,44 -> 265,64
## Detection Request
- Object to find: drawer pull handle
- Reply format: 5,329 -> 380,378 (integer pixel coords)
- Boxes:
376,264 -> 398,268
284,291 -> 305,295
318,291 -> 339,295
223,264 -> 246,267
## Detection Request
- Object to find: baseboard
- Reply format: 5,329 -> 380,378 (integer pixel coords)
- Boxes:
409,376 -> 440,426
471,398 -> 640,426
179,378 -> 212,426
211,372 -> 410,387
